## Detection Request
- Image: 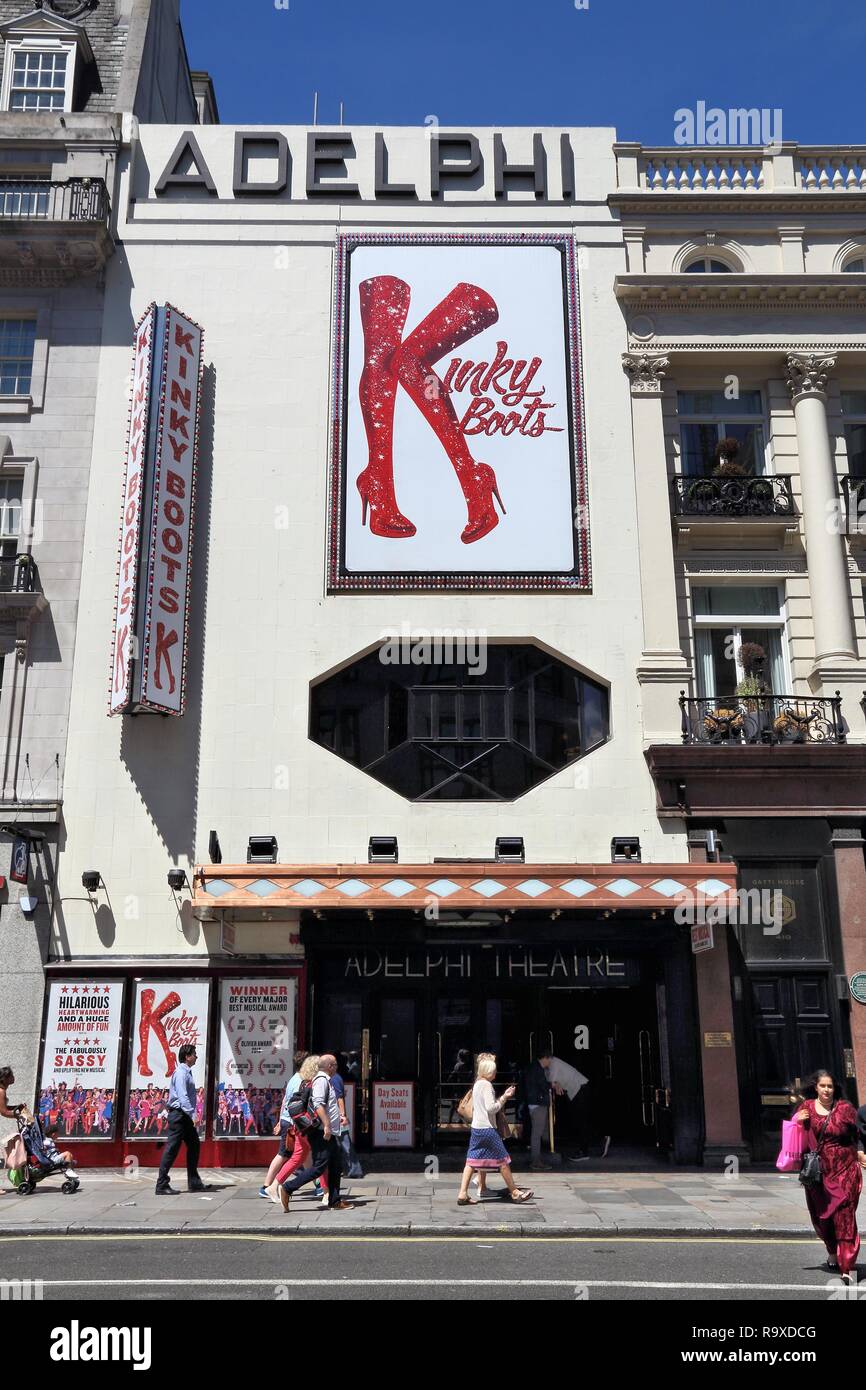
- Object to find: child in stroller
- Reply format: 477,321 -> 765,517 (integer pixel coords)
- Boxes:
12,1109 -> 80,1195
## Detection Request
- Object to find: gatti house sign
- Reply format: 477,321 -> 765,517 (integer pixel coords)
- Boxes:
153,130 -> 580,202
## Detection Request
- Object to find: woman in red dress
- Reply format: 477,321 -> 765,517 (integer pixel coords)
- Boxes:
793,1069 -> 866,1284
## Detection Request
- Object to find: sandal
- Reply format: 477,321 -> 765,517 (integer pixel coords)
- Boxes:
457,1196 -> 479,1205
511,1187 -> 534,1202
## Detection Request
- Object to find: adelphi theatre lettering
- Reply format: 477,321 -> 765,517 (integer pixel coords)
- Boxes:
343,948 -> 637,984
154,130 -> 578,203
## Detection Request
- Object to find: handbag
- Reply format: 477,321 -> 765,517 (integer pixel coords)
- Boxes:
799,1110 -> 831,1188
495,1109 -> 511,1140
775,1118 -> 807,1173
457,1089 -> 474,1125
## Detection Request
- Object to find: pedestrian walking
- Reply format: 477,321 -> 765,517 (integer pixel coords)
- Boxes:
457,1056 -> 533,1206
260,1048 -> 309,1196
0,1066 -> 26,1195
263,1054 -> 321,1203
276,1054 -> 352,1212
155,1044 -> 207,1195
792,1068 -> 866,1284
521,1050 -> 553,1171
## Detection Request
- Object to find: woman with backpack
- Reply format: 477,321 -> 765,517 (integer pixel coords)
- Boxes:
792,1068 -> 866,1285
457,1055 -> 533,1206
262,1052 -> 316,1200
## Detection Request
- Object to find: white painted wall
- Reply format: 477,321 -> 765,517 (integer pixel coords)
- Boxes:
52,125 -> 688,962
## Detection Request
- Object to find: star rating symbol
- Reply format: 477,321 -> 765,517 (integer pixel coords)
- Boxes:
61,986 -> 69,994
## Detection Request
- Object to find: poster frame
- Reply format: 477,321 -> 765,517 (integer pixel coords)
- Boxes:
213,976 -> 297,1141
124,976 -> 212,1142
327,230 -> 590,594
35,979 -> 126,1142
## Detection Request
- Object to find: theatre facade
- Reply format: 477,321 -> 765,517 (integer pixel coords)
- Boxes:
35,125 -> 866,1167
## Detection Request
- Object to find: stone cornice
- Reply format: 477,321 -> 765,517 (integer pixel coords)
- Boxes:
626,338 -> 866,356
610,193 -> 866,216
615,274 -> 866,310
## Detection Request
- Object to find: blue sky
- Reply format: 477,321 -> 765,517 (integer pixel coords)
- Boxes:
181,0 -> 863,144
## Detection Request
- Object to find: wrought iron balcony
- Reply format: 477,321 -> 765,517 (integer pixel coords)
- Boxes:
0,178 -> 114,283
838,475 -> 866,539
0,553 -> 36,593
671,473 -> 795,518
0,553 -> 45,661
680,691 -> 846,746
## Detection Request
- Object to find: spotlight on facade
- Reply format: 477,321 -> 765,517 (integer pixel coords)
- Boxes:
167,869 -> 190,892
368,836 -> 398,863
82,871 -> 102,893
247,835 -> 278,864
611,836 -> 641,863
495,836 -> 525,863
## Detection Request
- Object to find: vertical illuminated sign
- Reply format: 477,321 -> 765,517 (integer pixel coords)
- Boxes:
108,304 -> 204,716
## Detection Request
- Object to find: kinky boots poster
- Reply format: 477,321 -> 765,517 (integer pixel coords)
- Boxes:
329,233 -> 588,591
125,981 -> 210,1139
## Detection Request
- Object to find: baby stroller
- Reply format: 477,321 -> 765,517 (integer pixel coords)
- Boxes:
12,1110 -> 80,1195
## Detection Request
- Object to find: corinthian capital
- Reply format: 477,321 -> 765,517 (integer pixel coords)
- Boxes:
622,353 -> 669,395
785,353 -> 836,401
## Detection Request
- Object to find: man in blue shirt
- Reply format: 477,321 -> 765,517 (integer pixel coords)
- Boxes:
155,1044 -> 207,1195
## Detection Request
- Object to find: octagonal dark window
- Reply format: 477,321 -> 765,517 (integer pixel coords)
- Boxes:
310,644 -> 609,801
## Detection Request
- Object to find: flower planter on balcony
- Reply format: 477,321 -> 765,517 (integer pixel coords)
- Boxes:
680,692 -> 846,746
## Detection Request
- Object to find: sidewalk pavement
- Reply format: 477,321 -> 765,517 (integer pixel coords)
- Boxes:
0,1166 -> 815,1237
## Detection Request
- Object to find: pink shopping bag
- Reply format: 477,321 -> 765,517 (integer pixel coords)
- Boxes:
775,1118 -> 808,1172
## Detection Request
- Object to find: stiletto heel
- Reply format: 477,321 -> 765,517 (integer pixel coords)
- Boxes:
356,468 -> 415,538
460,462 -> 506,545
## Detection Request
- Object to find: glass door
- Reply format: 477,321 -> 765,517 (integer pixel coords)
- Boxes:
435,996 -> 474,1137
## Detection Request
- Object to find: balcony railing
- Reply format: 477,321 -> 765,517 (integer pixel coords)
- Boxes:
0,553 -> 37,593
0,178 -> 109,224
614,144 -> 866,196
839,476 -> 866,535
680,692 -> 846,746
672,474 -> 795,519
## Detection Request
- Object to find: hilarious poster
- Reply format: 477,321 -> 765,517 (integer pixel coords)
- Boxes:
38,981 -> 125,1140
329,233 -> 588,591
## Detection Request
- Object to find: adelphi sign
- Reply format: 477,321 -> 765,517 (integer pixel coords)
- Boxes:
153,129 -> 580,203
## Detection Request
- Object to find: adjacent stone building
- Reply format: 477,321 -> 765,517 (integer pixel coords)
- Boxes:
0,0 -> 214,1096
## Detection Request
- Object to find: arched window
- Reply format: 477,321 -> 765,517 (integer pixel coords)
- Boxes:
684,256 -> 734,274
842,257 -> 866,273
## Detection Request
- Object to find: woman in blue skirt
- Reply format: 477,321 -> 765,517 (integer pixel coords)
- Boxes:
457,1055 -> 534,1205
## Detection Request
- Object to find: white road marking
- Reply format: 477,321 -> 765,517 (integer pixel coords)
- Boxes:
23,1278 -> 835,1292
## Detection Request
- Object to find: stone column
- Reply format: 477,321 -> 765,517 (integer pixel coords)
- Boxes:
622,353 -> 691,742
831,826 -> 866,1101
786,355 -> 864,714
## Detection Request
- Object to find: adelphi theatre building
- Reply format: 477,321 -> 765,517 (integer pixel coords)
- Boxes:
37,123 -> 866,1169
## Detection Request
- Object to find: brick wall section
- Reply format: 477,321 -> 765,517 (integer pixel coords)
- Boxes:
0,0 -> 128,112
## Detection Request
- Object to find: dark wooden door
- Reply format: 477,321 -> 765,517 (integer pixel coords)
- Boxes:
749,972 -> 837,1160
